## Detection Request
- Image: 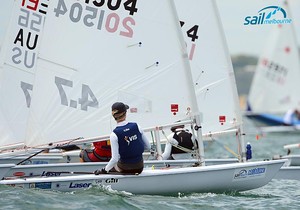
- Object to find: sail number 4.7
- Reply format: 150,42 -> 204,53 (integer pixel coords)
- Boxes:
53,0 -> 138,38
20,77 -> 98,111
55,76 -> 99,111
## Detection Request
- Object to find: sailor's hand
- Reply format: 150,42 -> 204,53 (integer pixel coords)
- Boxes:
156,154 -> 163,160
192,162 -> 200,167
94,167 -> 108,175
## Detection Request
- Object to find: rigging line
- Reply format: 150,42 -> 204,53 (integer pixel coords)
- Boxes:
47,136 -> 84,148
145,61 -> 159,69
234,128 -> 244,162
13,138 -> 82,165
213,138 -> 240,159
127,42 -> 142,48
0,148 -> 49,159
39,57 -> 77,72
16,149 -> 48,165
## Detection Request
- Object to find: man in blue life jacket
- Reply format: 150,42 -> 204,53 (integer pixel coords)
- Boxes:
94,102 -> 150,175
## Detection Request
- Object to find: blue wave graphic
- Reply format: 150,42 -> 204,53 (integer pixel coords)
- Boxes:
258,6 -> 287,19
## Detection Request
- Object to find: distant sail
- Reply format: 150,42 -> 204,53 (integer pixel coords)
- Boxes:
248,2 -> 300,113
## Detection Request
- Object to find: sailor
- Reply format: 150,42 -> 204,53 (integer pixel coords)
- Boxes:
283,108 -> 300,125
161,124 -> 197,160
94,102 -> 150,175
79,140 -> 111,162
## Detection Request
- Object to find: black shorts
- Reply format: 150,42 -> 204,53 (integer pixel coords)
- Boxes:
117,160 -> 144,174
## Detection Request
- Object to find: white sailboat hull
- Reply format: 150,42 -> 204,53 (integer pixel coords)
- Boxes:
259,126 -> 300,134
0,155 -> 65,165
0,150 -> 80,165
274,167 -> 300,181
0,164 -> 15,179
1,159 -> 286,195
281,155 -> 300,166
4,158 -> 238,179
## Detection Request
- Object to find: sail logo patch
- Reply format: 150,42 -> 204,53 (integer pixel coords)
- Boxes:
244,6 -> 292,25
171,104 -> 179,115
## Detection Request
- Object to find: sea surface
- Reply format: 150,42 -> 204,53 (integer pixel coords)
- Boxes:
1,117 -> 300,210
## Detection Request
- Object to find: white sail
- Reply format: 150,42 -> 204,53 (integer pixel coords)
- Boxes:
175,0 -> 242,134
0,0 -> 49,149
247,1 -> 300,114
25,0 -> 195,147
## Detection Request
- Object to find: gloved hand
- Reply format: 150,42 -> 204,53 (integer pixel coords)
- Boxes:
94,167 -> 108,175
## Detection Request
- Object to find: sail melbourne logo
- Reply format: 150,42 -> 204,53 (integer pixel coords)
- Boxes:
244,6 -> 292,25
233,167 -> 266,180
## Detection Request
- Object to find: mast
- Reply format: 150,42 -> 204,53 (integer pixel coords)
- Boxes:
212,0 -> 246,162
169,0 -> 205,165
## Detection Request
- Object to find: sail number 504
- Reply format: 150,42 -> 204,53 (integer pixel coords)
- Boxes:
53,0 -> 137,38
55,76 -> 99,111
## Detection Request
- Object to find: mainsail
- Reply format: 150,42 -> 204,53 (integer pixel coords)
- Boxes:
0,0 -> 49,149
25,0 -> 196,147
175,0 -> 242,134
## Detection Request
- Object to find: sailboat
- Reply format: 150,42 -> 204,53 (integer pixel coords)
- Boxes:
245,1 -> 300,133
1,0 -> 244,177
0,164 -> 15,179
0,0 -> 286,195
272,144 -> 300,181
0,0 -> 79,165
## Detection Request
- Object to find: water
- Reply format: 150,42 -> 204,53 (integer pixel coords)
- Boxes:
1,179 -> 300,210
1,118 -> 300,210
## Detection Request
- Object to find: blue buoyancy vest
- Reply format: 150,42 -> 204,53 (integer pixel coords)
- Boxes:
113,122 -> 144,163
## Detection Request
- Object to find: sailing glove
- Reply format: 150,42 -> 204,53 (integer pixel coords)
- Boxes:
94,167 -> 108,175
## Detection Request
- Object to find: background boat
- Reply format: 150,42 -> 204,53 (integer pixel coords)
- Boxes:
245,0 -> 300,133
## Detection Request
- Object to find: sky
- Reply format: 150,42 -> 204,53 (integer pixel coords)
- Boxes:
0,0 -> 299,57
0,0 -> 13,49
